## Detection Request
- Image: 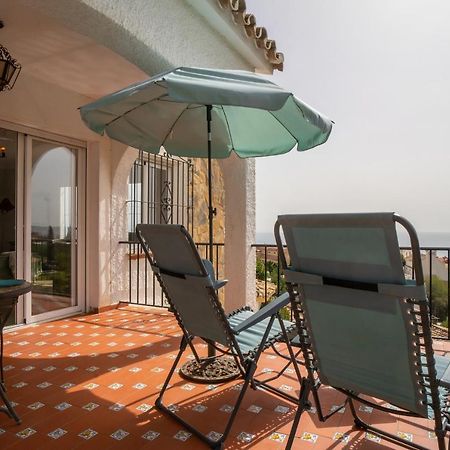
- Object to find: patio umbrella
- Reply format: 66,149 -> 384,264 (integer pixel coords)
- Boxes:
80,67 -> 333,261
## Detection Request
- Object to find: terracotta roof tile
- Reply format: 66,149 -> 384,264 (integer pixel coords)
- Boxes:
217,0 -> 284,71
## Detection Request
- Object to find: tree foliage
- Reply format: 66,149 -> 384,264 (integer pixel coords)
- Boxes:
426,275 -> 448,324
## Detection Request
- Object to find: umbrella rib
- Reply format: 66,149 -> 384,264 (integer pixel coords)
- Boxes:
268,110 -> 299,145
220,106 -> 236,151
160,104 -> 190,148
103,93 -> 169,128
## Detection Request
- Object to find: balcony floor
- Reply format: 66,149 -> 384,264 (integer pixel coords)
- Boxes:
1,306 -> 449,449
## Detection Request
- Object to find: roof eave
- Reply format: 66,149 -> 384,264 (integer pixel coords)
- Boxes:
186,0 -> 283,73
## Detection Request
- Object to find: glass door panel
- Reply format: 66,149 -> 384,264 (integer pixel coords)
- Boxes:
29,140 -> 77,317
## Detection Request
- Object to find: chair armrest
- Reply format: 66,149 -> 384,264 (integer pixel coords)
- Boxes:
202,259 -> 227,290
213,279 -> 228,290
231,292 -> 290,334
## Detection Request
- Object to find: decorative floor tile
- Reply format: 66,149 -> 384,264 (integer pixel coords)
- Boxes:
142,430 -> 160,441
269,432 -> 287,443
48,428 -> 67,439
84,382 -> 99,390
60,382 -> 75,389
274,405 -> 290,414
132,382 -> 147,389
365,432 -> 382,443
16,428 -> 37,439
192,404 -> 207,413
359,405 -> 373,413
108,383 -> 123,390
111,429 -> 129,440
300,432 -> 318,443
207,431 -> 223,442
181,383 -> 195,391
79,428 -> 98,440
82,402 -> 100,411
13,381 -> 27,388
398,432 -> 413,442
109,403 -> 125,411
136,403 -> 152,412
28,401 -> 45,410
247,404 -> 262,414
330,404 -> 346,414
237,432 -> 255,443
333,432 -> 350,443
220,404 -> 234,413
0,428 -> 5,435
37,381 -> 53,388
86,366 -> 99,372
174,430 -> 192,441
55,402 -> 72,411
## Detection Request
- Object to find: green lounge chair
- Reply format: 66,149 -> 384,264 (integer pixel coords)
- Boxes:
136,224 -> 305,449
275,213 -> 450,450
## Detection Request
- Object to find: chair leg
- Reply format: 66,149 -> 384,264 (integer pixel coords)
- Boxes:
285,377 -> 312,450
156,337 -> 188,406
0,382 -> 20,424
348,398 -> 432,450
155,339 -> 255,449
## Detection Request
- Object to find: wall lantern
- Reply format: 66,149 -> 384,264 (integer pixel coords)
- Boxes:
0,21 -> 21,92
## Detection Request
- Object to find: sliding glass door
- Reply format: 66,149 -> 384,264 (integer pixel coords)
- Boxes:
23,136 -> 85,323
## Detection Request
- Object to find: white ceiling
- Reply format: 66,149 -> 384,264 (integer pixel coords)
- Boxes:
1,1 -> 148,99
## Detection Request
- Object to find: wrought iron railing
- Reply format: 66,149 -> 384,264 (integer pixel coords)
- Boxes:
119,240 -> 224,307
253,243 -> 450,340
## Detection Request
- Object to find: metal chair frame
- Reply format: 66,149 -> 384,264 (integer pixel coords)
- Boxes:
136,224 -> 309,449
275,214 -> 450,450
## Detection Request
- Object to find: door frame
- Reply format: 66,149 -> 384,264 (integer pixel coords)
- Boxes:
1,121 -> 88,325
22,134 -> 86,324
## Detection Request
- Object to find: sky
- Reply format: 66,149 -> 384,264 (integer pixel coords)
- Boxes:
246,0 -> 450,235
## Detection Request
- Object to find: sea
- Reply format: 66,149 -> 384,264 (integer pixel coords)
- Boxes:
256,231 -> 450,249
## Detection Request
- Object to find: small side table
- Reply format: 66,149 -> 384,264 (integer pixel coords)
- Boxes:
0,280 -> 32,424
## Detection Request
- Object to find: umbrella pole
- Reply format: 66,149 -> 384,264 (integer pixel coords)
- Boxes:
179,105 -> 240,382
207,104 -> 214,264
207,104 -> 215,359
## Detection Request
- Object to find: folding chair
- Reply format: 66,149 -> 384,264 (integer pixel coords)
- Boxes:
275,213 -> 450,450
136,224 -> 306,449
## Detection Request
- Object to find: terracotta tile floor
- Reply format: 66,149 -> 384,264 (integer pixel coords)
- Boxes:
1,305 -> 449,449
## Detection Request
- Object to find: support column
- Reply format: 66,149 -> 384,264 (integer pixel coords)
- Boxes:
222,155 -> 256,313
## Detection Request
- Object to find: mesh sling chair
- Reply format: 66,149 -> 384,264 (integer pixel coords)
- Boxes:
136,224 -> 306,449
275,213 -> 450,450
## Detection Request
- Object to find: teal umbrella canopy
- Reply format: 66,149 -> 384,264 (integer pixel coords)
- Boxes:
80,67 -> 332,158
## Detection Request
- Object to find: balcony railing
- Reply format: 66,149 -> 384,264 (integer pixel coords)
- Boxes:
254,243 -> 450,340
119,240 -> 224,307
119,239 -> 450,340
